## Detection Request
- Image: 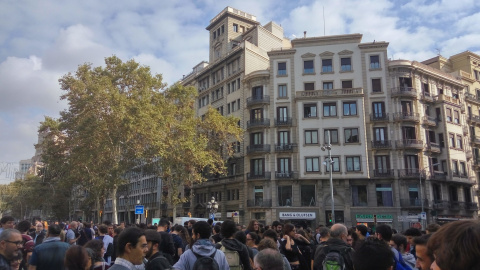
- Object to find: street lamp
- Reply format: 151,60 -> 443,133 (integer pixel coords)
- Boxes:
321,132 -> 335,224
206,197 -> 218,220
419,162 -> 440,228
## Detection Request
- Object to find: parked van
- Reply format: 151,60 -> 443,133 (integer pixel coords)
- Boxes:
173,217 -> 208,226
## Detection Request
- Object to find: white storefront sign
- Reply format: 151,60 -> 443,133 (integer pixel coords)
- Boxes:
279,212 -> 316,220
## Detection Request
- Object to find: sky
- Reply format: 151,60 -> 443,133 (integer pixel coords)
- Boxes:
1,0 -> 479,182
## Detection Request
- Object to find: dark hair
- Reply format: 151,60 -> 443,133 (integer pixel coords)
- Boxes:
117,227 -> 145,256
16,220 -> 31,233
173,224 -> 191,246
272,221 -> 281,227
254,248 -> 284,270
144,229 -> 162,244
413,234 -> 434,262
427,220 -> 480,270
353,238 -> 393,270
283,223 -> 295,236
98,224 -> 108,234
355,224 -> 368,236
262,229 -> 278,241
48,224 -> 62,236
64,245 -> 90,270
188,219 -> 197,226
425,223 -> 440,233
114,227 -> 123,235
84,239 -> 104,262
375,224 -> 392,241
234,231 -> 247,244
207,219 -> 213,226
0,216 -> 14,225
391,234 -> 407,251
257,238 -> 278,251
248,232 -> 260,245
192,221 -> 211,239
159,218 -> 170,227
247,219 -> 259,232
213,225 -> 221,234
220,220 -> 237,238
403,227 -> 422,237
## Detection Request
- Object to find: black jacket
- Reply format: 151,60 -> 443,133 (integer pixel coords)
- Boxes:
313,238 -> 354,270
158,231 -> 175,265
215,238 -> 252,270
0,254 -> 10,270
29,231 -> 46,246
146,252 -> 171,270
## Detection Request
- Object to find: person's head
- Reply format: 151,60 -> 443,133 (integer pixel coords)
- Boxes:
119,221 -> 126,229
35,222 -> 44,233
98,224 -> 108,235
355,224 -> 368,238
283,223 -> 296,238
330,223 -> 348,241
144,229 -> 162,259
187,219 -> 196,229
220,220 -> 237,239
84,239 -> 105,262
47,224 -> 62,237
425,223 -> 440,234
234,231 -> 247,244
64,245 -> 91,270
390,234 -> 408,253
246,232 -> 259,247
404,227 -> 422,245
0,216 -> 15,230
107,224 -> 114,235
247,219 -> 260,232
213,225 -> 221,234
254,248 -> 284,270
427,220 -> 480,270
262,229 -> 278,242
318,226 -> 330,240
353,238 -> 394,270
114,227 -> 123,237
346,228 -> 356,246
257,238 -> 278,251
116,227 -> 148,265
0,229 -> 23,260
15,220 -> 30,234
375,224 -> 393,242
69,221 -> 78,229
207,219 -> 213,226
413,234 -> 433,270
273,221 -> 283,234
192,221 -> 211,240
158,218 -> 170,231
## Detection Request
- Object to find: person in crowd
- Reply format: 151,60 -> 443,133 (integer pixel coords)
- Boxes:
280,223 -> 307,270
375,224 -> 402,267
108,227 -> 147,270
173,221 -> 229,270
272,221 -> 283,237
66,221 -> 80,245
144,229 -> 171,270
263,229 -> 280,249
353,224 -> 367,251
84,239 -> 110,270
156,218 -> 175,265
77,222 -> 94,246
0,229 -> 23,268
107,224 -> 114,238
427,220 -> 480,270
0,216 -> 15,234
15,220 -> 34,270
346,228 -> 356,247
353,238 -> 393,270
245,219 -> 260,235
112,227 -> 123,264
245,232 -> 259,257
257,238 -> 291,270
403,227 -> 421,258
390,234 -> 416,269
413,234 -> 433,270
254,248 -> 285,270
234,230 -> 254,260
425,223 -> 440,234
29,223 -> 46,246
211,225 -> 222,244
216,220 -> 252,270
96,224 -> 114,265
313,223 -> 354,270
171,224 -> 190,263
295,229 -> 312,269
315,226 -> 329,245
10,250 -> 23,270
64,245 -> 92,270
29,224 -> 70,270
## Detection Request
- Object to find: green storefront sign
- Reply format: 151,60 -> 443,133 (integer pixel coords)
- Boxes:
355,214 -> 393,220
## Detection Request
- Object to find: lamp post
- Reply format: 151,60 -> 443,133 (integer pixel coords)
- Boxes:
206,197 -> 218,220
420,163 -> 440,229
321,132 -> 335,224
136,199 -> 141,224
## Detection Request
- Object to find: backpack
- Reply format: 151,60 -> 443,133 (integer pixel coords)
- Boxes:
322,245 -> 350,270
192,250 -> 219,270
219,241 -> 242,270
393,252 -> 413,270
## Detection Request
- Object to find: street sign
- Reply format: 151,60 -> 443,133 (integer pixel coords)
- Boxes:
421,212 -> 427,220
135,205 -> 144,215
210,213 -> 215,220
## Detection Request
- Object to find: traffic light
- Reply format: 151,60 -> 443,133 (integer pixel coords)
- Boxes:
328,213 -> 332,223
188,212 -> 192,218
145,209 -> 148,218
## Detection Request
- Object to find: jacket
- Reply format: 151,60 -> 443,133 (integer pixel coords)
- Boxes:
146,252 -> 171,270
29,237 -> 70,270
313,238 -> 354,270
29,231 -> 46,246
216,238 -> 252,270
173,239 -> 229,270
0,254 -> 10,270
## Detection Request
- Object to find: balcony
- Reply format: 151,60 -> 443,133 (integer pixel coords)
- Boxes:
468,115 -> 480,126
373,169 -> 395,178
430,171 -> 447,181
425,143 -> 441,154
247,118 -> 270,129
393,112 -> 420,122
370,113 -> 389,122
391,86 -> 417,98
247,144 -> 271,154
436,94 -> 460,105
274,117 -> 292,126
275,171 -> 298,179
247,171 -> 271,181
275,143 -> 296,152
371,140 -> 392,149
420,93 -> 436,103
247,199 -> 272,208
465,92 -> 480,105
432,200 -> 449,210
395,139 -> 423,150
400,198 -> 429,208
471,136 -> 480,145
466,150 -> 473,159
422,116 -> 437,126
398,168 -> 424,178
295,87 -> 364,99
466,202 -> 479,211
450,201 -> 466,210
246,95 -> 270,106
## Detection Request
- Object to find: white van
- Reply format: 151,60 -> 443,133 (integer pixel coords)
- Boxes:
173,217 -> 208,226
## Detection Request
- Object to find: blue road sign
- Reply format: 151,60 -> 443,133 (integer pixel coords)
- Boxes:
135,205 -> 144,214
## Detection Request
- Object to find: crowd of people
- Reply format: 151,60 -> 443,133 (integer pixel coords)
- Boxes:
0,215 -> 478,270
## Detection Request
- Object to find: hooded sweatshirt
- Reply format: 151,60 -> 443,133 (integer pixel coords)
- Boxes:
216,238 -> 253,270
173,239 -> 229,270
402,252 -> 417,269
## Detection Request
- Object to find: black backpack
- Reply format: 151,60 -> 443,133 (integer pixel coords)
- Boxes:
192,250 -> 219,270
322,245 -> 351,270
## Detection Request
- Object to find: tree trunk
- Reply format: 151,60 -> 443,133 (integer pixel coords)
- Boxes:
111,186 -> 118,224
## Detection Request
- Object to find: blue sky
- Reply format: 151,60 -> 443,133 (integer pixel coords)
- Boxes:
1,0 -> 479,182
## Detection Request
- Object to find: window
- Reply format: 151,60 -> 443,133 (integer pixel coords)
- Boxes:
446,108 -> 452,122
278,62 -> 287,75
278,158 -> 290,174
372,78 -> 382,92
324,129 -> 338,144
343,102 -> 357,116
278,186 -> 292,206
325,156 -> 340,172
251,132 -> 263,145
376,184 -> 393,207
306,157 -> 320,172
278,131 -> 289,145
449,133 -> 455,148
460,162 -> 467,176
277,107 -> 288,122
304,60 -> 314,74
341,57 -> 352,71
221,25 -> 224,33
449,186 -> 458,201
213,31 -> 216,39
301,185 -> 316,206
233,24 -> 238,32
408,185 -> 420,206
345,128 -> 359,143
370,55 -> 380,69
352,185 -> 367,206
453,110 -> 459,124
323,102 -> 337,117
305,130 -> 318,144
254,186 -> 263,206
346,156 -> 361,171
375,155 -> 390,173
251,159 -> 264,176
322,59 -> 333,72
323,81 -> 333,90
304,83 -> 315,91
304,104 -> 317,118
456,135 -> 463,149
342,80 -> 353,89
373,127 -> 387,142
278,84 -> 287,97
372,102 -> 385,119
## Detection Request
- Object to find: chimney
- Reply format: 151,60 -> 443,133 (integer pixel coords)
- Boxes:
304,31 -> 307,38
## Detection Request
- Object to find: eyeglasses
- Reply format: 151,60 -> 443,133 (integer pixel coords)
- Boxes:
5,240 -> 23,247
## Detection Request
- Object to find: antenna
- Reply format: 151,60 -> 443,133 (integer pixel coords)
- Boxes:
323,6 -> 326,36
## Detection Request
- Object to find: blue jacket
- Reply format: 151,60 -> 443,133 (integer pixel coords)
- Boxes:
173,239 -> 229,270
29,237 -> 70,270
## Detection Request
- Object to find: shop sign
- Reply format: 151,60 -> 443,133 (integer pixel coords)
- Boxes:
279,212 -> 316,220
355,214 -> 393,222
